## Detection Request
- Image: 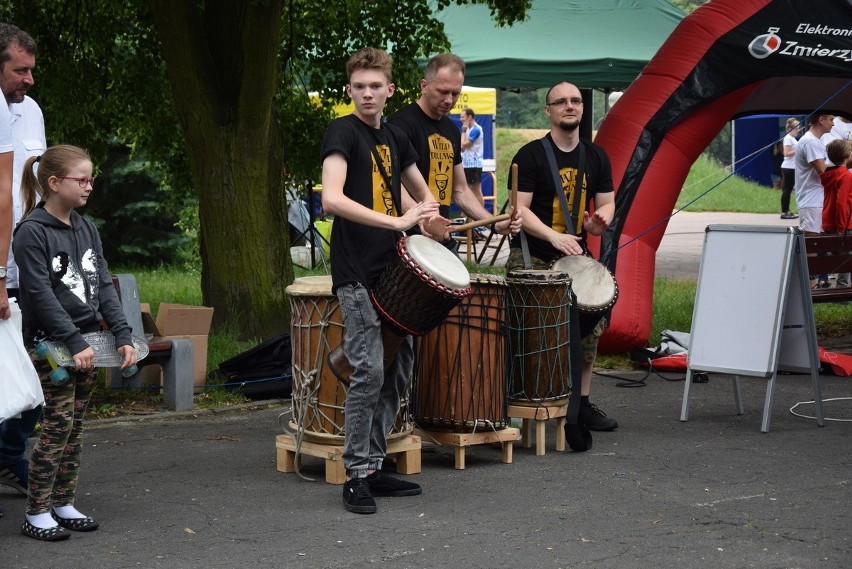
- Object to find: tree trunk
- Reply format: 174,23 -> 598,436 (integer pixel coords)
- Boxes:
149,0 -> 293,338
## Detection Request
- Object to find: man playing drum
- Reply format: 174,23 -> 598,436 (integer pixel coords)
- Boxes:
506,81 -> 619,432
320,47 -> 449,514
388,53 -> 520,242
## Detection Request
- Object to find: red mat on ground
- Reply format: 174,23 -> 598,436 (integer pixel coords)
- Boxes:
640,349 -> 852,377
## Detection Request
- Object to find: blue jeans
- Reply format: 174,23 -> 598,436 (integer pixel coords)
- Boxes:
0,406 -> 42,463
336,284 -> 413,479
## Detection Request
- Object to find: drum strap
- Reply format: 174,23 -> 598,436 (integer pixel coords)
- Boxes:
541,137 -> 586,239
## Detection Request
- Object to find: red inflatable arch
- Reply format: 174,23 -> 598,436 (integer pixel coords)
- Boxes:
589,0 -> 852,353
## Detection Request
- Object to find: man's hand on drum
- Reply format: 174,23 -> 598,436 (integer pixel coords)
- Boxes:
583,211 -> 609,236
494,206 -> 523,236
420,213 -> 452,241
549,231 -> 585,256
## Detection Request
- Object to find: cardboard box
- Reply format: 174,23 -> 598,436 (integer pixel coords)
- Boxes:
139,302 -> 214,392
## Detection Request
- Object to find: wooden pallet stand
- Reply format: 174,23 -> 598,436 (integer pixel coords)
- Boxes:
275,433 -> 422,485
507,403 -> 568,456
414,427 -> 520,470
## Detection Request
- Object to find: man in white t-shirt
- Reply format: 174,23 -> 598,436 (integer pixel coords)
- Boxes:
0,22 -> 45,509
794,113 -> 833,235
820,116 -> 852,166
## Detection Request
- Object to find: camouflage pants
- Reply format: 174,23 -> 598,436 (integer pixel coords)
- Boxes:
505,248 -> 605,365
26,351 -> 97,515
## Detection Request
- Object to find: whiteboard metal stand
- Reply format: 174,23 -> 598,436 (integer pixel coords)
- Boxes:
680,225 -> 824,433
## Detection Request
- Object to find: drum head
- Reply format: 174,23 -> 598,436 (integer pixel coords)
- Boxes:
550,256 -> 616,311
403,235 -> 470,290
286,275 -> 333,296
506,268 -> 570,285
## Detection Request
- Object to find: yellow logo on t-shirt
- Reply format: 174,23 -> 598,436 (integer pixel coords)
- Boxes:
372,144 -> 397,216
426,133 -> 454,206
552,167 -> 587,235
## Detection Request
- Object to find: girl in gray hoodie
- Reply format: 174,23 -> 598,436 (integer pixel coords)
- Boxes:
13,144 -> 137,541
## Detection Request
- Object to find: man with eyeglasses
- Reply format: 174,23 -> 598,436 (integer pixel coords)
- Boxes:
388,53 -> 519,242
506,81 -> 618,432
0,23 -> 46,512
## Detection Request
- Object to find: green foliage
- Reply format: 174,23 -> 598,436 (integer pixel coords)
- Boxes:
497,89 -> 549,129
174,200 -> 201,271
83,144 -> 191,266
276,88 -> 335,187
667,0 -> 707,14
193,389 -> 249,410
0,1 -> 192,198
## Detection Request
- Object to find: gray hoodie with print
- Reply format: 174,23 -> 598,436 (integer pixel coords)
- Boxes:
12,204 -> 132,356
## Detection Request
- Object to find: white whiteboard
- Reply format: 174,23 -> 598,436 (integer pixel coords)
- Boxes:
687,225 -> 814,377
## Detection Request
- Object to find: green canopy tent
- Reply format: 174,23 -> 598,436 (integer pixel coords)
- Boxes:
430,0 -> 685,90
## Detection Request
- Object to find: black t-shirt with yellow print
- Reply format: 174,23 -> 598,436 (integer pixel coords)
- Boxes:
508,133 -> 614,262
320,114 -> 419,292
388,103 -> 462,219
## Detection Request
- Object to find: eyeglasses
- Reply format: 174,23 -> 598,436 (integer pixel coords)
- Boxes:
546,97 -> 584,108
58,176 -> 96,188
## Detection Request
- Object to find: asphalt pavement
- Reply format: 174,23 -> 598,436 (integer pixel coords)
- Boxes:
1,212 -> 850,568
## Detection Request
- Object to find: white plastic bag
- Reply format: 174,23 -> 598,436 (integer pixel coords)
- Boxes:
0,300 -> 44,422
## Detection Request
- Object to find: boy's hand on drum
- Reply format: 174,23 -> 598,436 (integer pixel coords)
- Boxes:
550,232 -> 585,256
398,201 -> 440,232
421,214 -> 451,241
118,344 -> 138,370
583,211 -> 609,236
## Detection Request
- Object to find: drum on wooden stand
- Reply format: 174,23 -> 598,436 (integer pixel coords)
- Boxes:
287,275 -> 411,443
505,269 -> 572,406
328,234 -> 472,381
549,255 -> 618,337
414,273 -> 508,432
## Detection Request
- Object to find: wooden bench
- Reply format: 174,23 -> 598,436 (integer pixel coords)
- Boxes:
109,274 -> 195,411
804,234 -> 852,303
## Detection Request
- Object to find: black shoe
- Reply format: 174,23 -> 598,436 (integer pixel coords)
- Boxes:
343,478 -> 377,514
578,401 -> 618,431
51,510 -> 99,532
21,520 -> 71,542
366,471 -> 422,497
0,459 -> 28,495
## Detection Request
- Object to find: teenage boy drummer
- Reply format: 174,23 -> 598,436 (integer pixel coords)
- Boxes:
320,47 -> 449,514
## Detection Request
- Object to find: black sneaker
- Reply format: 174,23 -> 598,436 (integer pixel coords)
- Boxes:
578,401 -> 619,431
343,478 -> 376,514
0,459 -> 28,495
366,471 -> 422,497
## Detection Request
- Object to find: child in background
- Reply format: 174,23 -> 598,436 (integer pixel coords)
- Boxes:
820,139 -> 852,288
821,140 -> 852,235
13,144 -> 137,541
